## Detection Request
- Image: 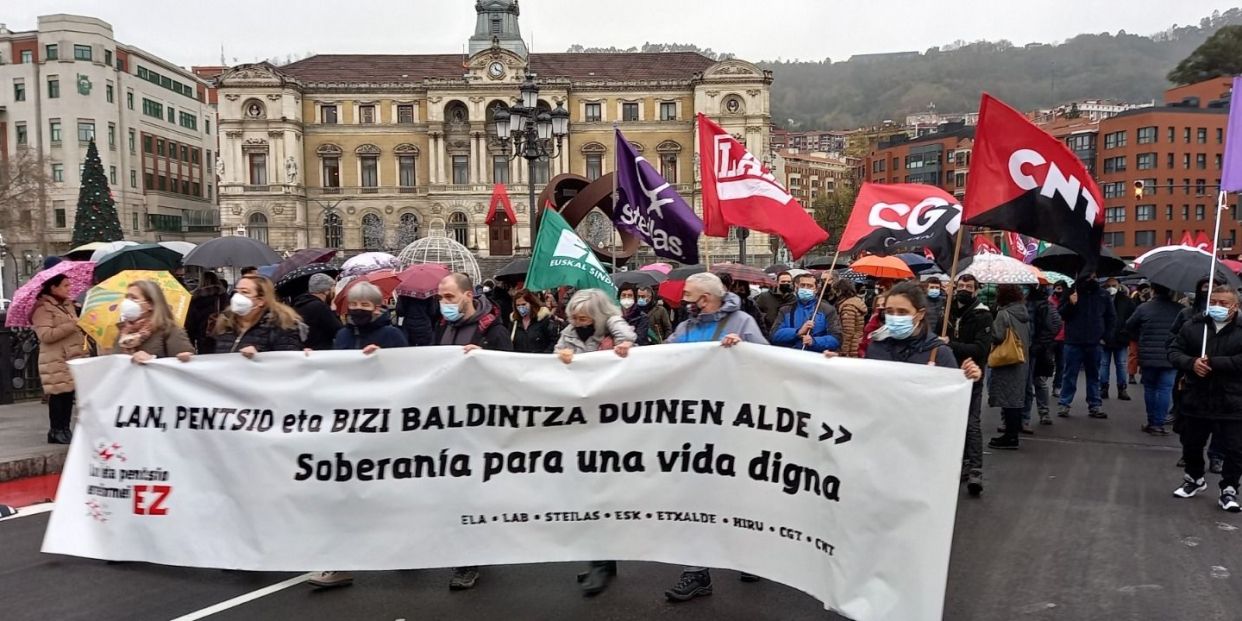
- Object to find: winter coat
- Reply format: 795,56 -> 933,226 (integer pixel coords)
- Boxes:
395,295 -> 438,347
865,329 -> 959,369
556,315 -> 637,353
1102,292 -> 1137,349
333,312 -> 409,350
212,310 -> 303,354
623,304 -> 668,346
668,293 -> 769,345
836,295 -> 867,358
770,298 -> 843,353
292,293 -> 343,351
988,302 -> 1031,409
737,294 -> 770,335
948,298 -> 994,369
755,289 -> 795,328
1059,280 -> 1115,346
1027,295 -> 1061,377
185,284 -> 228,354
647,304 -> 672,342
925,295 -> 947,337
1126,296 -> 1182,370
511,308 -> 559,353
433,296 -> 513,351
110,323 -> 194,358
32,295 -> 85,395
1169,313 -> 1242,421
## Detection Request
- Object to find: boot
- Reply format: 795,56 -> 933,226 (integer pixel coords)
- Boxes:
1117,386 -> 1131,401
579,561 -> 617,597
1101,385 -> 1110,400
47,429 -> 72,445
665,568 -> 712,602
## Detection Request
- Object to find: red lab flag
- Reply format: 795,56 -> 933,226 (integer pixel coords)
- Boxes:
1195,230 -> 1215,254
1179,230 -> 1195,247
964,94 -> 1105,270
973,235 -> 1002,255
697,113 -> 828,259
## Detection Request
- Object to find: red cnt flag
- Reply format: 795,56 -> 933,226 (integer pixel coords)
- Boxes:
1179,230 -> 1195,247
973,235 -> 1002,255
964,94 -> 1104,269
1195,230 -> 1215,254
697,113 -> 828,259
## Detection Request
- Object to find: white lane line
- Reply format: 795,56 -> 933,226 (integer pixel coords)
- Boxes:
0,502 -> 54,522
169,573 -> 311,621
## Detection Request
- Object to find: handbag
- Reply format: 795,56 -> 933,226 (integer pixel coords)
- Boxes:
988,326 -> 1026,367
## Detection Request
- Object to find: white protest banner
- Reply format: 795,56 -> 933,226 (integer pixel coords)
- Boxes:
44,343 -> 969,621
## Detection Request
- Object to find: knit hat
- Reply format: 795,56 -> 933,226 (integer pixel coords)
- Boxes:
308,273 -> 335,294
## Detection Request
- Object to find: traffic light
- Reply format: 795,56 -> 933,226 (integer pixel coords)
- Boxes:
1134,180 -> 1145,199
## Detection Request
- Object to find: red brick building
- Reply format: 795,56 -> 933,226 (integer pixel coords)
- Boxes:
863,122 -> 974,199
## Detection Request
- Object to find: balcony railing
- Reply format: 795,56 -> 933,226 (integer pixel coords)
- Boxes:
308,186 -> 429,197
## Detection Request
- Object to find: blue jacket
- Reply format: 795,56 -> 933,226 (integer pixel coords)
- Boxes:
333,312 -> 409,350
668,294 -> 768,345
770,298 -> 843,353
1058,281 -> 1115,346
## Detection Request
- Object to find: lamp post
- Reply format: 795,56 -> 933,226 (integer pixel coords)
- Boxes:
492,71 -> 570,252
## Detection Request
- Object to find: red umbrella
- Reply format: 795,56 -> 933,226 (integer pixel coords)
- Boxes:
334,269 -> 401,314
710,262 -> 768,284
658,279 -> 686,307
395,263 -> 450,299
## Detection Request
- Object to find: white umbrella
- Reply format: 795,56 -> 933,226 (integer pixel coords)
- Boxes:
341,252 -> 400,278
959,253 -> 1041,285
88,240 -> 138,262
158,241 -> 197,256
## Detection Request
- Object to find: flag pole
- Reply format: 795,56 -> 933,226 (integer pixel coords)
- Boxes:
803,247 -> 841,351
611,123 -> 620,277
940,223 -> 967,337
1201,189 -> 1227,357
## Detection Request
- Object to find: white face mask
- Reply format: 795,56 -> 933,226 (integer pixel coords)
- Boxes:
230,292 -> 255,316
1106,287 -> 1118,296
119,298 -> 144,322
619,298 -> 635,309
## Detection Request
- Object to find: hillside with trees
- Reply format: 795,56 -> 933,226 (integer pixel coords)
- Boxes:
568,9 -> 1242,130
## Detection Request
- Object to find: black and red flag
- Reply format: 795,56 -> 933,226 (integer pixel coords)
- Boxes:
837,182 -> 963,270
964,94 -> 1104,271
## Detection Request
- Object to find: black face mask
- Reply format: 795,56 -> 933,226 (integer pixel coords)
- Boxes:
684,301 -> 702,317
574,325 -> 595,341
954,290 -> 975,307
349,309 -> 375,327
778,284 -> 793,294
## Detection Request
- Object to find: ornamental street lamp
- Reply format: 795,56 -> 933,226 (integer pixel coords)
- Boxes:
492,71 -> 570,252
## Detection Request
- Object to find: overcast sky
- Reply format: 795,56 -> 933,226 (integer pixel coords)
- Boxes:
6,1 -> 1239,67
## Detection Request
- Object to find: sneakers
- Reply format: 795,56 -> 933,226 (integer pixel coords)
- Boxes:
988,436 -> 1019,450
666,569 -> 713,602
1057,406 -> 1070,418
308,571 -> 353,589
1210,458 -> 1225,475
1221,487 -> 1242,513
1117,387 -> 1131,401
1141,425 -> 1170,436
1021,423 -> 1035,435
1052,389 -> 1061,398
1174,474 -> 1208,498
1039,412 -> 1053,426
966,473 -> 984,497
449,566 -> 480,590
1088,409 -> 1108,419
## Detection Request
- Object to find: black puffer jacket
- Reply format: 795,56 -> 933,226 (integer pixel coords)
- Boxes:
292,293 -> 342,351
866,330 -> 959,369
1126,295 -> 1182,369
1169,313 -> 1242,420
1102,292 -> 1136,349
948,299 -> 993,368
212,310 -> 303,354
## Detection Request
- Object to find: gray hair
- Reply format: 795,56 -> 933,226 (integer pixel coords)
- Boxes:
566,288 -> 621,333
346,281 -> 385,306
686,272 -> 727,300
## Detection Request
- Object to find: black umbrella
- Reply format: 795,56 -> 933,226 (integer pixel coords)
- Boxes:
1133,246 -> 1242,294
801,255 -> 849,270
272,248 -> 337,283
764,263 -> 792,274
275,263 -> 342,297
611,271 -> 665,288
92,243 -> 183,282
1031,244 -> 1127,277
183,236 -> 281,269
494,258 -> 530,282
666,265 -> 706,281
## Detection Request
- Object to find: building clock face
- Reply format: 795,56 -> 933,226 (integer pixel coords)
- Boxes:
488,62 -> 505,79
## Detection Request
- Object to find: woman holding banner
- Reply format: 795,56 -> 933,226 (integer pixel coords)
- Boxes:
203,275 -> 303,357
849,282 -> 981,379
112,280 -> 195,363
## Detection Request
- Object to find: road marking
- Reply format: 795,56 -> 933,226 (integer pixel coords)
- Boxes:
0,502 -> 54,522
169,573 -> 312,621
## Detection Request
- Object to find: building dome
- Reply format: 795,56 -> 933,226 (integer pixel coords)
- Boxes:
397,231 -> 482,284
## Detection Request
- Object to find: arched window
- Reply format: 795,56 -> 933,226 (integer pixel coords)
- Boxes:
657,140 -> 682,184
323,212 -> 343,249
361,213 -> 385,250
247,212 -> 269,245
448,212 -> 469,246
395,212 -> 421,248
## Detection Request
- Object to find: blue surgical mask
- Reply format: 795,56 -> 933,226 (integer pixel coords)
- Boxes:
885,314 -> 916,339
796,288 -> 816,302
637,299 -> 650,308
440,301 -> 462,322
927,288 -> 941,299
1208,305 -> 1231,322
517,306 -> 530,317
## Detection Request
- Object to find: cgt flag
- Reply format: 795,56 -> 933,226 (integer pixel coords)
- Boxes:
837,183 -> 963,271
614,128 -> 703,264
526,209 -> 618,297
964,94 -> 1104,270
697,114 -> 828,259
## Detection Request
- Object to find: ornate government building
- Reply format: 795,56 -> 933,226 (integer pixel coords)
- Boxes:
215,0 -> 774,260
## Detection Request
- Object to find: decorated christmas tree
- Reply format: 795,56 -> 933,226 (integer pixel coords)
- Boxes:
71,139 -> 124,245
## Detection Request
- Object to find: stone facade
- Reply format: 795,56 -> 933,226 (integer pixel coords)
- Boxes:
214,2 -> 775,264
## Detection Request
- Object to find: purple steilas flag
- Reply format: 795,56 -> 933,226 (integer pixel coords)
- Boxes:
613,129 -> 703,264
1223,76 -> 1242,192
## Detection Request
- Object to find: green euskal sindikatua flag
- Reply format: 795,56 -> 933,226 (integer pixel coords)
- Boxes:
525,209 -> 618,297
